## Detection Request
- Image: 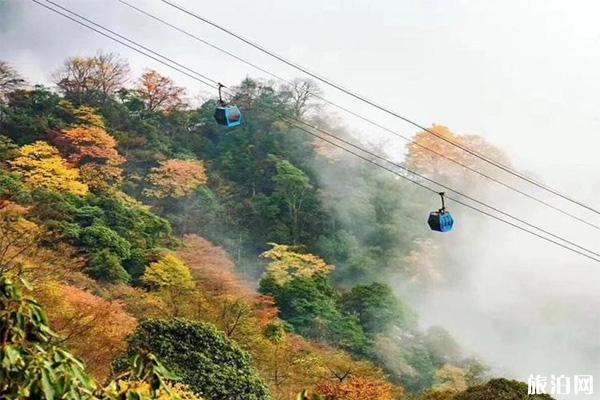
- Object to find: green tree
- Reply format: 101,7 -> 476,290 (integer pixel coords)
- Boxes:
121,318 -> 271,400
81,224 -> 132,259
260,246 -> 370,356
272,160 -> 313,244
87,249 -> 131,284
340,282 -> 416,335
1,87 -> 65,145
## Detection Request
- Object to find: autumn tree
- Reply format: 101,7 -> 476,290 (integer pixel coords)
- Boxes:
58,100 -> 107,129
47,126 -> 125,190
37,282 -> 137,381
453,378 -> 555,400
260,244 -> 333,285
144,159 -> 207,199
406,124 -> 510,182
177,234 -> 247,297
257,333 -> 319,399
175,235 -> 278,340
104,352 -> 203,400
9,141 -> 88,195
315,376 -> 395,400
53,52 -> 129,105
141,253 -> 194,291
0,61 -> 25,101
432,364 -> 469,393
0,203 -> 42,274
136,70 -> 185,113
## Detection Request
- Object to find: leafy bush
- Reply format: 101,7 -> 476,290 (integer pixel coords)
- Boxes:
81,224 -> 132,259
87,249 -> 131,284
0,276 -> 97,398
454,379 -> 555,400
121,318 -> 271,400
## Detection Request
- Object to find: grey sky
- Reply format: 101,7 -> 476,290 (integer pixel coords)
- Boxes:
2,0 -> 600,172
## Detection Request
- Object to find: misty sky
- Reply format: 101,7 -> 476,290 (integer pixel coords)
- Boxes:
3,0 -> 600,174
2,1 -> 600,396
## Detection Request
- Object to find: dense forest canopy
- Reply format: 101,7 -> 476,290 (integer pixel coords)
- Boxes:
0,55 -> 547,400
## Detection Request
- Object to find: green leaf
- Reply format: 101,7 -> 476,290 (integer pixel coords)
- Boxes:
40,368 -> 55,400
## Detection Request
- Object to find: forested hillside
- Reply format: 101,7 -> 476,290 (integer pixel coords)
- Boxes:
0,55 -> 553,399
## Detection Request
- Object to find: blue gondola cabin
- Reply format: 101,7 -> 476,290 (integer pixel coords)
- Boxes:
214,105 -> 242,128
428,192 -> 454,232
428,210 -> 454,232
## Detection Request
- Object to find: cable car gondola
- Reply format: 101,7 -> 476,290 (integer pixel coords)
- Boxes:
428,192 -> 454,232
214,83 -> 242,128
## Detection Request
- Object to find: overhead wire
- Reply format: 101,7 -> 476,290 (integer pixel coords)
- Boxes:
158,0 -> 600,217
30,0 -> 600,263
115,0 -> 600,232
287,121 -> 600,263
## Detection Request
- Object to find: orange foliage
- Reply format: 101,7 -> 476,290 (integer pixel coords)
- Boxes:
178,234 -> 278,327
254,294 -> 279,327
406,124 -> 510,181
47,126 -> 125,190
144,159 -> 207,199
104,284 -> 171,320
136,70 -> 185,112
258,334 -> 317,398
177,234 -> 246,297
37,283 -> 137,381
48,126 -> 125,166
315,376 -> 395,400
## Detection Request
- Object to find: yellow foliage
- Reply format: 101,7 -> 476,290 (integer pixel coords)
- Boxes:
0,203 -> 42,274
261,244 -> 334,285
58,100 -> 107,129
141,254 -> 195,290
433,364 -> 468,393
9,141 -> 88,195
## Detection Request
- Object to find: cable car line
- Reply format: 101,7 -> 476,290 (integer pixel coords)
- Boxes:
286,120 -> 600,263
40,0 -> 219,88
31,0 -> 600,263
158,0 -> 600,217
114,0 -> 600,233
289,117 -> 600,259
